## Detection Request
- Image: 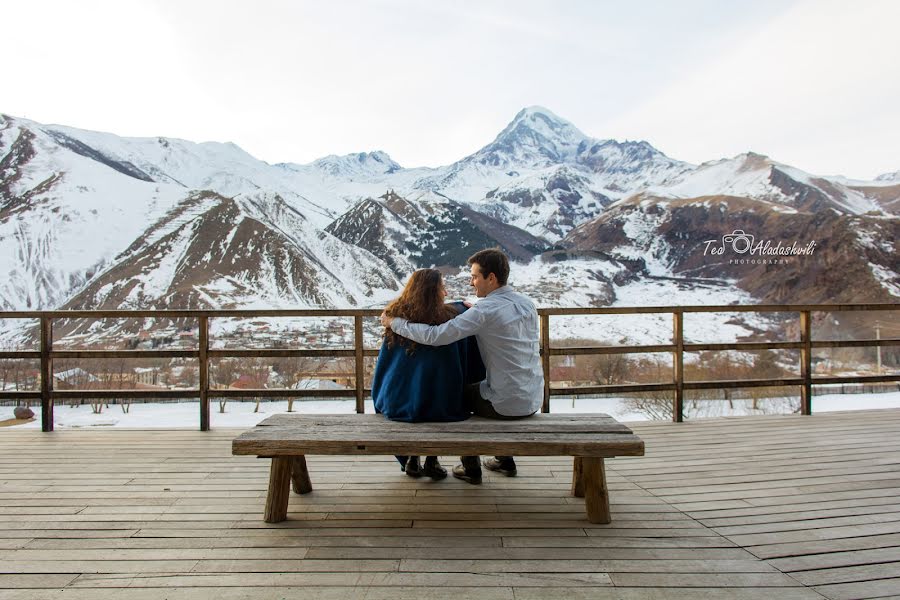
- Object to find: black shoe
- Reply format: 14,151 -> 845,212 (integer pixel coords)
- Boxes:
423,456 -> 447,480
452,463 -> 482,485
483,457 -> 517,477
404,455 -> 422,478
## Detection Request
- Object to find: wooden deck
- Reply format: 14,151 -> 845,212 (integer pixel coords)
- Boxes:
1,409 -> 899,599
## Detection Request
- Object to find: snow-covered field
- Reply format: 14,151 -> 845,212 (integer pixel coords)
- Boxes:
441,258 -> 772,347
7,391 -> 899,429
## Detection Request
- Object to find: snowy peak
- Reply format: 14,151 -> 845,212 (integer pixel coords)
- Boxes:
473,106 -> 590,168
306,150 -> 402,179
579,138 -> 660,167
876,170 -> 900,182
648,152 -> 885,215
413,106 -> 690,230
471,106 -> 686,179
574,138 -> 691,186
656,152 -> 777,200
499,105 -> 588,148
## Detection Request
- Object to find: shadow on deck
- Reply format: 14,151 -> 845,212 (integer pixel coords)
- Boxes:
1,409 -> 899,599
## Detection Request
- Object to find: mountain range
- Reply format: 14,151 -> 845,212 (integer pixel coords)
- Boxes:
1,106 -> 897,346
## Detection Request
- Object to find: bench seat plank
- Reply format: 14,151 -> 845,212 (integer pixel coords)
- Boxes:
257,414 -> 628,432
233,431 -> 643,457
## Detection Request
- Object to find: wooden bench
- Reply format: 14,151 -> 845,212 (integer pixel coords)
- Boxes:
232,413 -> 645,524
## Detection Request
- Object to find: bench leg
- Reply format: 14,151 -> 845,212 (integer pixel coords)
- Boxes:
581,457 -> 611,524
264,457 -> 293,523
291,455 -> 313,494
571,456 -> 585,498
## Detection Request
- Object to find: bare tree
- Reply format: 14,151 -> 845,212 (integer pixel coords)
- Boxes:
250,359 -> 272,413
274,356 -> 328,412
209,358 -> 241,413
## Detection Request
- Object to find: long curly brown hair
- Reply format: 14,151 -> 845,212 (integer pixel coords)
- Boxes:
384,269 -> 459,354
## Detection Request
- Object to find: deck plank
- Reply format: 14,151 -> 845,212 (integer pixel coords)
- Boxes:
1,408 -> 898,599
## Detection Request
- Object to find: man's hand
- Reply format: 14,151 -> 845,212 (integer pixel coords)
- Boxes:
380,311 -> 393,328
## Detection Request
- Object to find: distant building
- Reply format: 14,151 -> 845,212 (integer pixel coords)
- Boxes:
229,374 -> 268,390
291,379 -> 349,391
53,367 -> 99,389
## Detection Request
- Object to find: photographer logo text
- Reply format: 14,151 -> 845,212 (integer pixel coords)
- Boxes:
703,230 -> 817,265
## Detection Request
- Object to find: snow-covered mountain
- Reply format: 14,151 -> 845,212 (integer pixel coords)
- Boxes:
307,151 -> 402,179
62,191 -> 399,311
0,114 -> 399,313
325,190 -> 548,276
412,107 -> 689,194
563,192 -> 899,304
1,106 -> 898,326
34,120 -> 342,224
401,106 -> 692,240
649,152 -> 884,215
478,166 -> 614,241
1,116 -> 189,310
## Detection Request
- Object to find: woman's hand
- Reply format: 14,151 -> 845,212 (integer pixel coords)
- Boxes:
380,311 -> 393,328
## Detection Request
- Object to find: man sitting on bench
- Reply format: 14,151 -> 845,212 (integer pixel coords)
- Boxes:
381,248 -> 544,484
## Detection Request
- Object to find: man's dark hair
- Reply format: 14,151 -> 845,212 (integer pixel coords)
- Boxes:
468,248 -> 510,286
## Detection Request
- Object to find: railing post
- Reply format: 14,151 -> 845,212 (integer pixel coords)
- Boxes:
540,312 -> 550,413
355,315 -> 365,414
800,310 -> 812,415
673,310 -> 684,423
40,316 -> 53,432
199,316 -> 209,431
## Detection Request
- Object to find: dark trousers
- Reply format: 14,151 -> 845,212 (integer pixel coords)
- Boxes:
462,383 -> 534,469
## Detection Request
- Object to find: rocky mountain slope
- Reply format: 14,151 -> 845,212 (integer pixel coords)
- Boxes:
564,193 -> 898,305
0,115 -> 399,316
325,190 -> 548,276
63,191 -> 399,311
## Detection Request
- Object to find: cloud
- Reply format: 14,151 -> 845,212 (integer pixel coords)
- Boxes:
4,0 -> 895,176
604,0 -> 900,178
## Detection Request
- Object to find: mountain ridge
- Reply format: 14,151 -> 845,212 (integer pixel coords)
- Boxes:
1,108 -> 897,327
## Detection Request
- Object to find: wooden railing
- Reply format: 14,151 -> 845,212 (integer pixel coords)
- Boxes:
0,304 -> 897,431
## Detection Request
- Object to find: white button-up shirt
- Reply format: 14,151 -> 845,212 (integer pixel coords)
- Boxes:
390,285 -> 544,416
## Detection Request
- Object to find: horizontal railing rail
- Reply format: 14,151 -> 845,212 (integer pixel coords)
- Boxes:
0,304 -> 896,431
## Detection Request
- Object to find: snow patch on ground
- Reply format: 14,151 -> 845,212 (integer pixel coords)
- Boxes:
618,208 -> 671,276
541,276 -> 761,345
870,264 -> 900,297
9,392 -> 899,429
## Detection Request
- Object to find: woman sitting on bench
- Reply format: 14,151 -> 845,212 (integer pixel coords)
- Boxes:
372,268 -> 485,479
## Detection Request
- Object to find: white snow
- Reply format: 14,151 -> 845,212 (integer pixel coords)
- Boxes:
870,264 -> 900,297
648,154 -> 886,215
653,154 -> 779,200
8,391 -> 899,429
547,279 -> 761,346
504,257 -> 621,311
0,120 -> 189,310
777,165 -> 882,214
617,208 -> 671,276
495,258 -> 764,346
842,171 -> 900,186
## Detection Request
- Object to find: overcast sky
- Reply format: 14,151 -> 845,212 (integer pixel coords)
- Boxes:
5,0 -> 899,179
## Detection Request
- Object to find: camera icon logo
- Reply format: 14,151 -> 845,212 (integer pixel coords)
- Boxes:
722,230 -> 755,254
